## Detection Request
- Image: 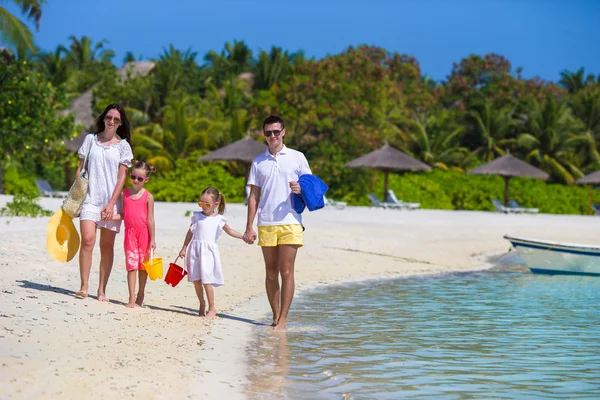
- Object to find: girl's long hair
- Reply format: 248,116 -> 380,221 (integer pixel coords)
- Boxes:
95,103 -> 131,143
202,186 -> 226,215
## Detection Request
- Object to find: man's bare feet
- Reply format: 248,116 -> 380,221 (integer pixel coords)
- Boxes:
97,294 -> 110,302
126,302 -> 141,308
135,294 -> 144,307
205,308 -> 217,319
199,302 -> 206,316
272,319 -> 287,330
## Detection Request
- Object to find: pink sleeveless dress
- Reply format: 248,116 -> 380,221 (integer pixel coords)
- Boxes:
123,188 -> 150,271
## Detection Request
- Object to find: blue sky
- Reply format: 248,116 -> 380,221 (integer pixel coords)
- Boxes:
3,0 -> 599,82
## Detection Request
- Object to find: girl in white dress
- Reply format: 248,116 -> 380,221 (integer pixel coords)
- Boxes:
178,187 -> 244,319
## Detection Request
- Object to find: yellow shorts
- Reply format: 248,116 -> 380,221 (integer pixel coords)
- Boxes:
258,224 -> 304,247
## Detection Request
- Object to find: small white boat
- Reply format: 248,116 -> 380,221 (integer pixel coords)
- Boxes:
504,234 -> 600,276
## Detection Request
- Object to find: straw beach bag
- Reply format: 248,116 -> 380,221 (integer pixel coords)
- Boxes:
62,136 -> 92,218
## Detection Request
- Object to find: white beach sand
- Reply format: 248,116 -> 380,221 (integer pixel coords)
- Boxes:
0,194 -> 597,399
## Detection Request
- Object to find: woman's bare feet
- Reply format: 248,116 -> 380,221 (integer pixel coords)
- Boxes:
135,293 -> 144,307
97,293 -> 110,302
75,290 -> 88,299
198,302 -> 206,317
205,308 -> 217,319
126,302 -> 141,308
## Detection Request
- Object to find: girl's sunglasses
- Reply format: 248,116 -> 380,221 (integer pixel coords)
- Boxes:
104,115 -> 121,124
198,201 -> 219,208
130,174 -> 145,182
264,129 -> 283,137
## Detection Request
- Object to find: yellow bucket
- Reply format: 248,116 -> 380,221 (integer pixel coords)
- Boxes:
143,250 -> 163,281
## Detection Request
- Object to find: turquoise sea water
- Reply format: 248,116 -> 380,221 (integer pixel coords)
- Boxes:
245,268 -> 600,399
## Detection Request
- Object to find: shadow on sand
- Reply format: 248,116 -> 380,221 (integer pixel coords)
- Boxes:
16,280 -> 269,326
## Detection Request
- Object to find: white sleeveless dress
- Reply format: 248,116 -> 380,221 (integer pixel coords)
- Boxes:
185,212 -> 227,286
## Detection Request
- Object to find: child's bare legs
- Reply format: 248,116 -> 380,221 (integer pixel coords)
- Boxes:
136,270 -> 148,306
193,280 -> 206,316
203,284 -> 217,319
126,270 -> 140,308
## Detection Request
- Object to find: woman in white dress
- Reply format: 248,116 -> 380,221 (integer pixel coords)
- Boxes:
75,104 -> 134,301
178,187 -> 244,319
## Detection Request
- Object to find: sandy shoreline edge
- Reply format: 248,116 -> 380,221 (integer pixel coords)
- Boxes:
1,195 -> 597,399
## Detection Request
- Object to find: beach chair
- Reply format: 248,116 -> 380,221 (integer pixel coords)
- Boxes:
368,193 -> 402,209
492,199 -> 523,214
508,200 -> 539,214
35,179 -> 68,198
323,195 -> 347,210
386,190 -> 420,210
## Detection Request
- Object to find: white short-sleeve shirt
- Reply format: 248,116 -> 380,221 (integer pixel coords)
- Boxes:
247,145 -> 311,226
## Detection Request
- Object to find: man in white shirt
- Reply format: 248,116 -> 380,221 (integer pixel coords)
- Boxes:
244,116 -> 311,330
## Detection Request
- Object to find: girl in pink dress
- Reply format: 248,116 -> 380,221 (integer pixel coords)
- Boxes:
113,160 -> 157,308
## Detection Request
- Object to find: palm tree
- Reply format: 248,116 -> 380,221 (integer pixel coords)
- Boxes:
466,99 -> 516,161
0,0 -> 45,57
559,68 -> 596,94
399,112 -> 470,170
35,44 -> 69,86
204,40 -> 253,86
517,96 -> 582,184
253,47 -> 298,91
66,35 -> 115,69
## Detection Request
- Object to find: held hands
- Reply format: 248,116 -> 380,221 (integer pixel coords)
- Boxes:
100,202 -> 116,221
243,228 -> 257,245
289,181 -> 301,194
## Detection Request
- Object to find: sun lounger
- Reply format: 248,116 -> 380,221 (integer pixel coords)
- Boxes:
492,199 -> 529,214
508,200 -> 539,214
323,195 -> 347,210
35,179 -> 68,198
386,190 -> 420,210
368,193 -> 403,209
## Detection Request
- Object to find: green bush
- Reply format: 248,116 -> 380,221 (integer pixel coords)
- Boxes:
145,158 -> 246,203
0,193 -> 52,217
3,167 -> 38,196
382,170 -> 590,214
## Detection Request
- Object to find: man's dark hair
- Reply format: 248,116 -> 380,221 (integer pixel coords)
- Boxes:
263,115 -> 285,131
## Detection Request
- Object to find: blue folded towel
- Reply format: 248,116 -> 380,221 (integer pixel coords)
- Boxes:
292,174 -> 329,214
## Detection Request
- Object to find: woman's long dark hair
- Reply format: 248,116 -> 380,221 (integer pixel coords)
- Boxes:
95,103 -> 131,143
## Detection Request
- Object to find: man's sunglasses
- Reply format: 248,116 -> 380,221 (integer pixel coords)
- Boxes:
130,174 -> 145,182
198,201 -> 219,208
264,129 -> 283,137
104,115 -> 121,124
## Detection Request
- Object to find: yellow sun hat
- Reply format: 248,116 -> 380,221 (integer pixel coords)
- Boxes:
46,209 -> 80,262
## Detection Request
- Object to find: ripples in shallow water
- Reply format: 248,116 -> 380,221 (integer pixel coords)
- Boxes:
246,270 -> 600,399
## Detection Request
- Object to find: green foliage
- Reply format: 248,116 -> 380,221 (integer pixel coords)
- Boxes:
0,193 -> 51,217
385,170 -> 589,214
0,58 -> 74,164
2,166 -> 37,195
144,158 -> 246,203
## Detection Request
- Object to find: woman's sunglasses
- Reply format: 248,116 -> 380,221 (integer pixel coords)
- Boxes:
104,115 -> 121,124
264,129 -> 283,137
198,201 -> 219,208
130,174 -> 145,182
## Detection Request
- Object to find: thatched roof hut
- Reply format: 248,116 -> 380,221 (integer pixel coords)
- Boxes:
63,61 -> 156,151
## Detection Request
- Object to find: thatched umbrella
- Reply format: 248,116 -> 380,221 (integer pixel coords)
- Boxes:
467,152 -> 549,206
576,170 -> 600,214
344,142 -> 431,200
197,135 -> 267,189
